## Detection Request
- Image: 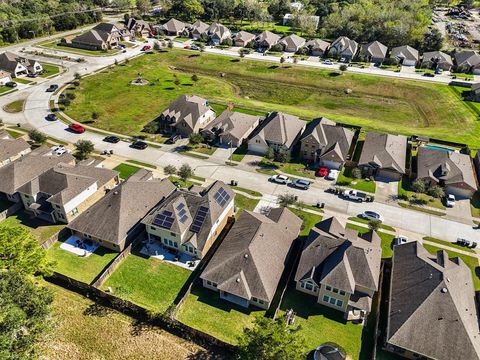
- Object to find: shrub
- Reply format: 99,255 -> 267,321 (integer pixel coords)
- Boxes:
74,140 -> 94,160
351,167 -> 362,179
339,64 -> 348,71
66,92 -> 76,100
28,129 -> 47,144
191,74 -> 199,82
265,146 -> 275,160
270,44 -> 283,52
142,121 -> 159,134
164,164 -> 177,176
91,111 -> 99,120
411,179 -> 426,194
427,185 -> 445,199
221,37 -> 233,46
189,132 -> 204,145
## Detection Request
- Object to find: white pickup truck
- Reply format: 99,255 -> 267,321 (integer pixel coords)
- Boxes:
342,189 -> 368,202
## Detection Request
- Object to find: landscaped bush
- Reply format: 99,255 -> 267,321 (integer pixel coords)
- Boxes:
270,44 -> 283,52
142,121 -> 159,134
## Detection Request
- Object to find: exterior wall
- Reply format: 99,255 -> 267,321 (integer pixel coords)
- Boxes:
311,49 -> 326,57
31,61 -> 43,74
70,228 -> 125,252
200,202 -> 234,258
317,284 -> 350,313
402,59 -> 416,67
284,45 -> 299,53
300,136 -> 319,162
0,74 -> 12,85
296,279 -> 320,297
319,159 -> 342,170
377,168 -> 402,181
248,134 -> 269,154
13,63 -> 28,77
445,184 -> 475,199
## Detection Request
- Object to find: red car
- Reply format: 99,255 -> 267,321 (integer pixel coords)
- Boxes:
316,167 -> 330,177
69,123 -> 85,133
141,45 -> 151,51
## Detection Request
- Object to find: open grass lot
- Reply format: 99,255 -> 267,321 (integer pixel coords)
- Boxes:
14,77 -> 33,84
46,239 -> 118,284
39,282 -> 205,360
63,49 -> 480,147
0,210 -> 64,243
39,63 -> 61,78
102,253 -> 191,314
423,244 -> 480,290
397,177 -> 445,210
337,167 -> 376,193
113,163 -> 141,179
278,289 -> 372,360
234,193 -> 259,218
259,158 -> 315,179
3,99 -> 24,113
346,223 -> 395,259
176,285 -> 266,344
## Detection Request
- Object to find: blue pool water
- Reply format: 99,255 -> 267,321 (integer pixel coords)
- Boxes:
423,145 -> 454,152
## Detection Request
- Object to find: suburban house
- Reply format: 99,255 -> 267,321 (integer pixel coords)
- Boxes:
475,152 -> 480,184
0,131 -> 31,167
0,52 -> 43,77
328,36 -> 359,61
358,132 -> 407,181
299,118 -> 354,169
256,31 -> 281,51
0,70 -> 12,85
67,170 -> 176,252
205,23 -> 231,45
421,51 -> 453,71
295,217 -> 381,323
279,34 -> 306,53
358,41 -> 388,63
126,17 -> 152,38
385,242 -> 480,360
305,39 -> 330,57
472,82 -> 480,102
389,45 -> 419,66
201,208 -> 302,309
188,20 -> 209,40
454,50 -> 480,74
162,18 -> 187,36
201,110 -> 262,147
142,181 -> 234,260
17,161 -> 119,224
0,146 -> 75,203
248,112 -> 306,155
158,95 -> 216,137
233,31 -> 256,47
416,146 -> 478,199
64,23 -> 122,51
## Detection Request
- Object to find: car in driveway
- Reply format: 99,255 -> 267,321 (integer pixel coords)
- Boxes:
141,45 -> 151,51
165,134 -> 180,144
291,179 -> 311,190
316,167 -> 329,178
103,135 -> 120,143
45,113 -> 57,121
394,235 -> 409,247
131,140 -> 148,149
5,81 -> 17,88
326,169 -> 339,181
190,45 -> 200,50
360,210 -> 384,222
68,123 -> 85,133
445,194 -> 456,207
51,145 -> 67,156
269,174 -> 289,184
27,73 -> 38,78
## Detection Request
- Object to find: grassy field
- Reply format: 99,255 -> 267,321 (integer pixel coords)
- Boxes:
398,202 -> 446,216
126,159 -> 156,169
0,86 -> 15,95
337,167 -> 376,193
46,239 -> 118,284
3,99 -> 24,113
39,283 -> 205,360
14,77 -> 33,84
348,216 -> 396,232
233,186 -> 262,197
40,63 -> 61,78
113,163 -> 141,179
176,285 -> 266,344
0,210 -> 64,243
63,49 -> 480,148
102,253 -> 191,315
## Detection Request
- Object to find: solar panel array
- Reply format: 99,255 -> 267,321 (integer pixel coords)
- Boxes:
176,202 -> 189,224
153,210 -> 175,230
190,206 -> 209,233
214,187 -> 231,207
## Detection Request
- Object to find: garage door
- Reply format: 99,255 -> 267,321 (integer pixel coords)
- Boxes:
320,160 -> 341,170
377,169 -> 402,182
446,186 -> 474,200
248,142 -> 267,155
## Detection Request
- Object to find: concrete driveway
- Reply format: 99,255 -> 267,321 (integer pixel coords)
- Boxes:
445,199 -> 473,224
375,177 -> 399,204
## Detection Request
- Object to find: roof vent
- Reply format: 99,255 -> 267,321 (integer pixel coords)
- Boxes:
244,254 -> 249,259
441,287 -> 448,293
236,278 -> 240,283
113,191 -> 119,195
446,277 -> 451,282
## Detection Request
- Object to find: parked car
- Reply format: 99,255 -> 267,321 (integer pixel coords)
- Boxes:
45,113 -> 57,121
165,135 -> 180,144
423,73 -> 435,77
394,236 -> 409,246
5,81 -> 17,88
360,210 -> 384,222
322,60 -> 334,65
51,145 -> 67,156
240,49 -> 250,54
269,174 -> 289,184
435,68 -> 443,75
326,169 -> 339,181
46,84 -> 59,92
68,123 -> 85,133
291,179 -> 311,190
131,140 -> 148,149
457,238 -> 477,248
103,135 -> 120,143
190,45 -> 200,50
316,167 -> 329,177
445,194 -> 456,207
118,44 -> 126,49
141,45 -> 151,51
343,189 -> 368,202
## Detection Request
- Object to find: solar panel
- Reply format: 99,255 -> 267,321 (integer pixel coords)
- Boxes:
153,210 -> 175,230
190,206 -> 209,233
178,208 -> 187,217
163,211 -> 173,216
213,187 -> 231,207
179,215 -> 188,223
176,203 -> 185,211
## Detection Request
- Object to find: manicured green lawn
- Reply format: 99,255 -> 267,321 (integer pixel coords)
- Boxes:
126,159 -> 156,169
348,216 -> 395,232
0,86 -> 15,95
233,186 -> 262,197
288,208 -> 323,236
471,191 -> 480,218
46,239 -> 118,284
398,202 -> 446,216
337,167 -> 376,193
176,285 -> 266,344
423,236 -> 476,253
39,63 -> 61,78
3,99 -> 24,113
186,143 -> 216,155
229,144 -> 248,162
5,129 -> 23,138
62,48 -> 480,147
234,193 -> 259,218
260,158 -> 315,179
423,244 -> 480,290
397,177 -> 445,210
346,223 -> 395,259
168,176 -> 196,189
0,210 -> 64,243
14,77 -> 33,85
38,39 -> 120,57
102,253 -> 191,314
278,289 -> 368,360
113,163 -> 141,179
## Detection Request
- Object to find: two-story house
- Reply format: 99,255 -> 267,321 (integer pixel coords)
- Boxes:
0,130 -> 31,167
0,51 -> 43,77
295,217 -> 381,323
142,181 -> 234,259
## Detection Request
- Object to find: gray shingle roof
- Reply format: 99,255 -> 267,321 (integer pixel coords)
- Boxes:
202,110 -> 262,143
235,31 -> 255,43
280,34 -> 306,48
390,45 -> 419,62
330,36 -> 359,56
162,95 -> 212,131
0,137 -> 30,163
305,39 -> 330,52
387,242 -> 480,360
359,41 -> 388,59
256,31 -> 281,47
92,23 -> 119,34
358,132 -> 407,174
73,30 -> 111,46
250,112 -> 305,149
422,51 -> 453,66
190,20 -> 209,36
67,170 -> 176,245
206,23 -> 230,38
455,50 -> 480,68
201,208 -> 302,303
0,52 -> 35,74
142,180 -> 234,253
162,18 -> 186,33
416,147 -> 477,192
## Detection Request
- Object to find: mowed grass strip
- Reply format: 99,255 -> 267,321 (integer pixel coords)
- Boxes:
102,253 -> 191,314
113,163 -> 141,179
64,48 -> 480,147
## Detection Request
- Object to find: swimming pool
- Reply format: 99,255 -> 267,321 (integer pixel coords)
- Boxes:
423,144 -> 455,152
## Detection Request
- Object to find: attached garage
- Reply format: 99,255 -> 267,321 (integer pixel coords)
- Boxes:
377,169 -> 402,182
319,160 -> 342,170
248,138 -> 268,155
446,185 -> 475,200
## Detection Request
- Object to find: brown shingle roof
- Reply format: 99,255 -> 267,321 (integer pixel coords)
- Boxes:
202,110 -> 262,143
0,137 -> 30,163
250,112 -> 305,149
358,132 -> 407,174
162,95 -> 212,131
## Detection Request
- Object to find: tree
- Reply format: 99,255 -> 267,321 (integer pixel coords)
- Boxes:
268,0 -> 291,20
420,28 -> 443,52
412,179 -> 426,194
237,316 -> 307,360
74,139 -> 94,160
164,164 -> 177,176
168,40 -> 174,48
428,185 -> 445,199
153,40 -> 161,50
191,74 -> 199,82
28,129 -> 47,144
171,0 -> 204,21
368,219 -> 382,231
189,132 -> 204,145
178,163 -> 194,182
339,64 -> 348,72
136,0 -> 151,15
92,111 -> 99,120
277,193 -> 297,208
265,146 -> 275,160
351,167 -> 362,179
174,78 -> 181,87
74,72 -> 82,80
294,13 -> 318,37
280,56 -> 286,66
143,121 -> 159,134
274,149 -> 291,163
